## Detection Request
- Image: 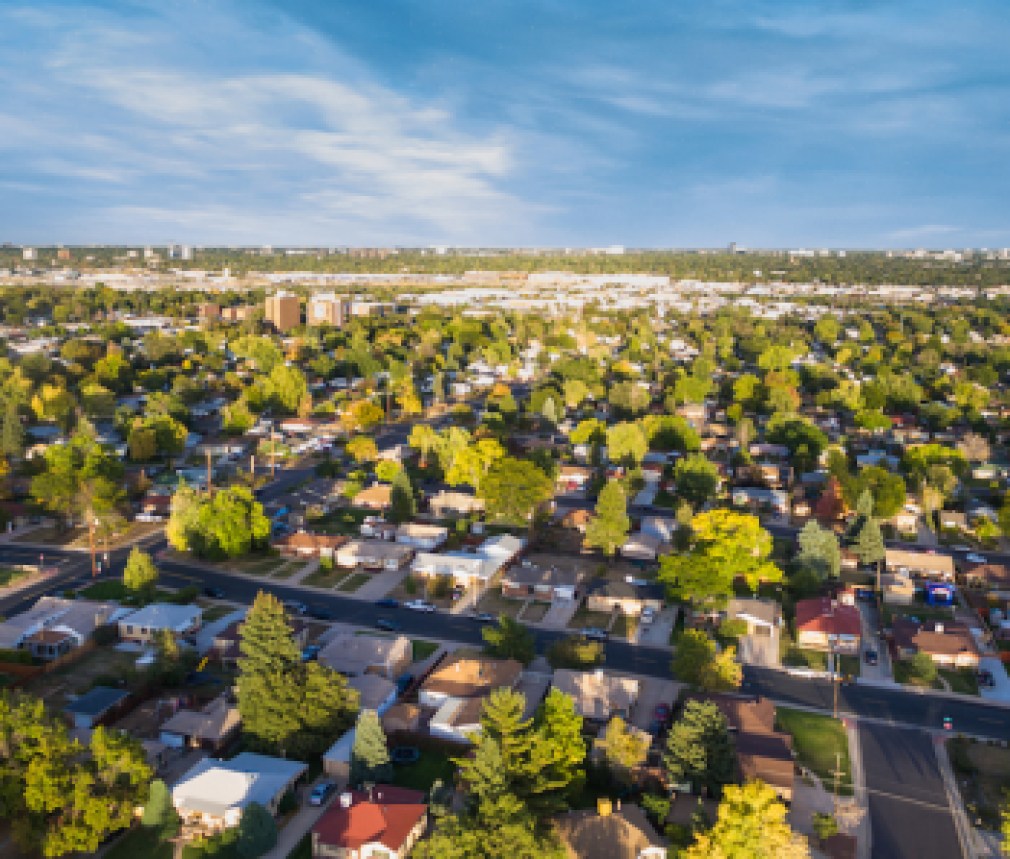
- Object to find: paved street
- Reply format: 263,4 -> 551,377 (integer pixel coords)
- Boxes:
858,723 -> 963,859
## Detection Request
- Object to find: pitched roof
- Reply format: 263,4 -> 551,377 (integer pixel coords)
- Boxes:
552,669 -> 640,720
172,752 -> 307,819
555,805 -> 666,859
318,632 -> 410,676
273,531 -> 348,551
420,652 -> 522,699
64,685 -> 129,717
312,786 -> 426,852
794,597 -> 861,637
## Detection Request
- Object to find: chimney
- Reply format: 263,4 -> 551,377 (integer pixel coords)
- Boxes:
339,792 -> 352,809
935,622 -> 944,634
597,797 -> 612,817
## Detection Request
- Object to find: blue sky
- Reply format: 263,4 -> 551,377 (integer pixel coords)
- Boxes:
2,0 -> 1009,248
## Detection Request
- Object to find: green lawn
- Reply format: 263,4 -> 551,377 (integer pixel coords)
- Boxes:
270,561 -> 306,580
567,605 -> 613,631
780,642 -> 828,671
105,826 -> 173,859
612,613 -> 639,640
308,507 -> 371,535
392,747 -> 456,793
227,555 -> 288,576
520,601 -> 549,622
940,668 -> 979,696
287,834 -> 313,859
411,639 -> 439,662
0,566 -> 30,588
838,655 -> 860,678
302,565 -> 348,588
776,707 -> 852,795
337,572 -> 371,593
201,604 -> 234,623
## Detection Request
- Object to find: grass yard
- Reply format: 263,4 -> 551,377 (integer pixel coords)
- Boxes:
838,655 -> 861,678
0,566 -> 31,588
780,639 -> 828,671
567,605 -> 614,631
776,707 -> 852,795
226,554 -> 288,576
308,507 -> 371,536
302,565 -> 349,588
411,639 -> 439,662
612,613 -> 640,640
474,588 -> 525,619
201,604 -> 234,623
392,747 -> 456,794
940,668 -> 979,696
77,580 -> 132,601
26,646 -> 140,705
13,526 -> 84,546
947,737 -> 1010,827
287,834 -> 313,859
337,572 -> 371,593
269,561 -> 306,580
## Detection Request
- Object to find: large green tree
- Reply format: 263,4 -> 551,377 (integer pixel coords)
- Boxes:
123,547 -> 158,596
663,700 -> 736,796
479,457 -> 553,527
482,616 -> 535,665
349,710 -> 392,786
583,480 -> 630,557
674,453 -> 720,507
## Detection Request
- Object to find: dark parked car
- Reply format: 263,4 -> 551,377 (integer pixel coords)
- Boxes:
654,703 -> 672,723
375,598 -> 400,609
301,645 -> 321,662
580,627 -> 609,642
864,649 -> 878,666
978,669 -> 996,688
306,606 -> 334,621
203,586 -> 225,599
395,673 -> 415,695
391,746 -> 421,765
376,618 -> 400,632
472,612 -> 497,623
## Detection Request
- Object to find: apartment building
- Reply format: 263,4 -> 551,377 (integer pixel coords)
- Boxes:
264,291 -> 301,332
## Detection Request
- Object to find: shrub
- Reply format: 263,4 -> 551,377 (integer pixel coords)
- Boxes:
0,648 -> 34,665
812,812 -> 838,842
547,635 -> 604,669
167,585 -> 200,605
92,624 -> 119,646
907,652 -> 938,686
403,576 -> 418,596
642,792 -> 671,827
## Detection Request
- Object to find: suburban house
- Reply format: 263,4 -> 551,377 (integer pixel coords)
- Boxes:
0,596 -> 119,657
885,549 -> 955,581
318,632 -> 412,680
273,531 -> 348,559
118,603 -> 202,645
419,652 -> 522,742
360,517 -> 397,541
557,465 -> 594,493
411,551 -> 496,588
555,801 -> 667,859
881,573 -> 917,605
311,785 -> 427,859
731,487 -> 789,517
172,752 -> 307,832
348,673 -> 398,715
354,484 -> 393,511
639,516 -> 678,544
501,564 -> 583,602
395,523 -> 449,550
727,598 -> 782,638
892,618 -> 981,668
551,668 -> 640,722
159,694 -> 241,752
335,539 -> 414,571
963,563 -> 1010,598
794,596 -> 862,654
586,579 -> 664,617
64,686 -> 131,729
427,490 -> 484,518
619,532 -> 666,562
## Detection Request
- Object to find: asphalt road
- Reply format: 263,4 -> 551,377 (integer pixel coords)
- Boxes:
858,723 -> 963,859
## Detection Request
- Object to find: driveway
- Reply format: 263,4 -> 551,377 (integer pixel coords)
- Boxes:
737,631 -> 779,667
635,607 -> 678,648
350,566 -> 409,601
629,675 -> 681,731
538,597 -> 581,630
978,655 -> 1010,703
858,601 -> 894,683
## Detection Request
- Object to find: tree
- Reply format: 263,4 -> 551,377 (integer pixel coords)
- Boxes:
409,424 -> 440,467
658,510 -> 782,608
237,592 -> 359,758
675,453 -> 720,507
855,489 -> 874,520
140,778 -> 177,833
123,547 -> 158,595
796,521 -> 841,581
957,432 -> 990,464
1,403 -> 23,459
812,812 -> 838,843
854,516 -> 885,567
482,615 -> 535,665
815,476 -> 846,523
479,457 -> 553,527
389,470 -> 416,524
236,802 -> 277,858
528,688 -> 586,813
846,467 -> 906,519
30,431 -> 124,531
767,417 -> 827,473
546,635 -> 604,669
907,652 -> 938,686
672,630 -> 740,691
341,399 -> 385,433
1001,796 -> 1010,857
169,485 -> 271,560
606,421 -> 648,465
685,780 -> 810,859
584,480 -> 630,557
350,710 -> 392,786
602,716 -> 650,786
346,435 -> 378,463
663,700 -> 736,795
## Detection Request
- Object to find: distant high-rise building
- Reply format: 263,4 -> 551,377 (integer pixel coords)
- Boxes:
264,291 -> 301,332
22,247 -> 35,261
57,247 -> 71,261
180,245 -> 193,261
143,246 -> 155,259
307,292 -> 348,327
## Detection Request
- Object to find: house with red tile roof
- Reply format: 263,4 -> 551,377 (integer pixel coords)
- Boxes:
794,596 -> 862,655
311,785 -> 426,859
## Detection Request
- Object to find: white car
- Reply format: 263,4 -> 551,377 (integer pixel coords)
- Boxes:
404,599 -> 436,613
965,553 -> 987,565
640,607 -> 657,625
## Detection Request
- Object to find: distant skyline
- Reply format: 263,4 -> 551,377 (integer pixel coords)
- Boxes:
2,1 -> 1009,248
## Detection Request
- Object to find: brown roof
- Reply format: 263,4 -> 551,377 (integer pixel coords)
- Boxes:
381,703 -> 421,734
684,693 -> 776,735
736,732 -> 795,790
823,833 -> 858,859
26,629 -> 74,644
795,597 -> 862,637
355,484 -> 393,508
420,652 -> 523,699
273,531 -> 348,551
965,563 -> 1010,587
555,805 -> 666,859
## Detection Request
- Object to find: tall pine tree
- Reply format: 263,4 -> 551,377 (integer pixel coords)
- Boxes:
583,480 -> 631,557
349,711 -> 392,786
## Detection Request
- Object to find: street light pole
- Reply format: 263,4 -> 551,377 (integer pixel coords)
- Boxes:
88,517 -> 97,578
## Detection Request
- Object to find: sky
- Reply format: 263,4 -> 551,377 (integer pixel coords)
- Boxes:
2,0 -> 1009,248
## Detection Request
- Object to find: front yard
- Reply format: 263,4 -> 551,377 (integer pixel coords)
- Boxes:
567,604 -> 614,631
947,736 -> 1010,828
337,572 -> 371,593
0,566 -> 31,588
473,588 -> 525,620
391,746 -> 456,793
775,706 -> 852,795
302,564 -> 349,589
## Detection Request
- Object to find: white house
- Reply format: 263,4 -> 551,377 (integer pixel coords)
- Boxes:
118,603 -> 202,645
395,523 -> 449,551
335,539 -> 414,571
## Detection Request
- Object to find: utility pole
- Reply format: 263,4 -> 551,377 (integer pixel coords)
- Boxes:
831,750 -> 843,817
88,517 -> 97,578
831,640 -> 839,719
206,448 -> 213,496
270,432 -> 277,477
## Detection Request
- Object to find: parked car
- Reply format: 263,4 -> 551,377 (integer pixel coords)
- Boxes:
306,606 -> 334,621
301,645 -> 321,662
978,669 -> 996,688
395,673 -> 415,695
404,599 -> 436,613
375,598 -> 400,609
376,618 -> 400,632
391,746 -> 421,765
308,780 -> 336,806
965,553 -> 987,565
472,612 -> 497,623
640,607 -> 657,625
203,586 -> 225,599
283,600 -> 308,615
653,703 -> 672,723
580,627 -> 609,641
864,649 -> 878,666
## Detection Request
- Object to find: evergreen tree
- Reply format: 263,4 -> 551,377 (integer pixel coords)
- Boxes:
482,616 -> 535,665
583,480 -> 631,557
236,802 -> 277,858
854,516 -> 885,566
389,469 -> 416,524
1,403 -> 22,459
663,700 -> 736,795
123,547 -> 158,595
527,688 -> 586,813
141,778 -> 177,834
602,716 -> 650,786
796,521 -> 841,580
349,711 -> 392,786
855,489 -> 874,519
